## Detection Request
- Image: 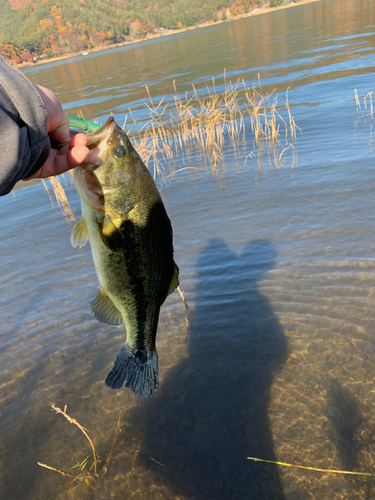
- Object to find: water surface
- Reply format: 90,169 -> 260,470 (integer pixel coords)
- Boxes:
2,0 -> 375,498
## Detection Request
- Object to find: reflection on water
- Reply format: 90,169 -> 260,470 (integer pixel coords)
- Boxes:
2,0 -> 375,498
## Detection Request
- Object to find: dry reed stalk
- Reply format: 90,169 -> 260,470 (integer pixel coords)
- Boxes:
364,91 -> 374,119
353,89 -> 374,146
247,456 -> 372,477
51,404 -> 100,474
354,89 -> 361,113
47,176 -> 75,222
44,76 -> 300,215
37,404 -> 101,495
37,462 -> 73,476
177,285 -> 189,325
41,179 -> 54,207
355,89 -> 374,119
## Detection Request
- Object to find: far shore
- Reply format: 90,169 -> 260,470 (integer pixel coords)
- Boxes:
17,0 -> 322,70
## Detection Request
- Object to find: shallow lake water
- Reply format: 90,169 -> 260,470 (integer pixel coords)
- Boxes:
2,0 -> 375,498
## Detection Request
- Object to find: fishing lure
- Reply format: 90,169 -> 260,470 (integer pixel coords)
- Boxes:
68,116 -> 101,133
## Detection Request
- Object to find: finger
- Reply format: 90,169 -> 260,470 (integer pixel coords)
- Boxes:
69,133 -> 88,149
67,145 -> 89,168
39,145 -> 89,178
52,133 -> 88,154
48,114 -> 71,143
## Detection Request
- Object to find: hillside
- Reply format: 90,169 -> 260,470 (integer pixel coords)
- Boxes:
0,0 -> 287,63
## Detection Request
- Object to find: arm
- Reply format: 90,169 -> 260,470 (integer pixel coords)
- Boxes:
0,57 -> 88,196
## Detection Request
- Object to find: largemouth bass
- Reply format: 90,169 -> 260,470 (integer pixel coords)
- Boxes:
71,117 -> 179,397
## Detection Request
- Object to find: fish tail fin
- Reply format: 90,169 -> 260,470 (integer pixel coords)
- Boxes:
105,344 -> 158,397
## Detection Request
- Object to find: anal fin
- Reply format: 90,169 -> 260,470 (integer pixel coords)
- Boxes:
91,288 -> 124,326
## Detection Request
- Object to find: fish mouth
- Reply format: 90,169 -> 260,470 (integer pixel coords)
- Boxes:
82,117 -> 118,167
86,117 -> 117,149
73,117 -> 126,207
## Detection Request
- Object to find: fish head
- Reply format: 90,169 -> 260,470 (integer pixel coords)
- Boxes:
74,117 -> 146,214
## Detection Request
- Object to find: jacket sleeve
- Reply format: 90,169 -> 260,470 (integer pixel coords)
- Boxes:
0,56 -> 50,196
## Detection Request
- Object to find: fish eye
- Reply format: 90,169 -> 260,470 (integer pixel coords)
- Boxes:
113,145 -> 126,158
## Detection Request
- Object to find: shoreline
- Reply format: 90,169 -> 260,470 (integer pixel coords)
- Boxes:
18,0 -> 322,70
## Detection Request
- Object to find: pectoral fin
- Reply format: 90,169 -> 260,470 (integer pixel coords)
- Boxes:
71,218 -> 89,248
167,262 -> 179,296
91,288 -> 124,326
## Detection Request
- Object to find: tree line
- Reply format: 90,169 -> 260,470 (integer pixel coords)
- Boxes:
0,0 -> 289,63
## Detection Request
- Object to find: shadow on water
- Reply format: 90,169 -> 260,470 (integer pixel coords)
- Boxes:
325,379 -> 363,472
129,238 -> 288,499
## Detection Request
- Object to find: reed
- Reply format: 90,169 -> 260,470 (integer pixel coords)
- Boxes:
44,75 -> 299,214
355,88 -> 374,119
38,404 -> 100,491
247,456 -> 372,477
131,74 -> 299,179
364,91 -> 374,119
42,176 -> 75,222
354,88 -> 374,146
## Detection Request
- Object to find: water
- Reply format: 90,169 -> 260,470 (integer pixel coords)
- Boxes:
2,0 -> 375,498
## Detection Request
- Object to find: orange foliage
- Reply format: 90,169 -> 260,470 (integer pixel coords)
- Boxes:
58,26 -> 69,35
78,23 -> 89,34
41,0 -> 49,4
8,0 -> 33,12
0,44 -> 17,58
178,21 -> 183,29
50,5 -> 61,15
230,0 -> 245,15
39,19 -> 53,31
55,15 -> 62,26
98,30 -> 106,41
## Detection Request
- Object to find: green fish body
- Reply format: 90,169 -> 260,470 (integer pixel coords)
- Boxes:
71,117 -> 179,397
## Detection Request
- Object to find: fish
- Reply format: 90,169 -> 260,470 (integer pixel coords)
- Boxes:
71,117 -> 179,397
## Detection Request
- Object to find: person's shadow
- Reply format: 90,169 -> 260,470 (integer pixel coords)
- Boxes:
130,238 -> 288,499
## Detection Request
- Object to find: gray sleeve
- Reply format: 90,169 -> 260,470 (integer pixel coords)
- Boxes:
0,56 -> 50,196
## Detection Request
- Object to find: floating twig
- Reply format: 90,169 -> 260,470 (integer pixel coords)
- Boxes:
51,404 -> 99,474
150,456 -> 164,466
37,462 -> 72,477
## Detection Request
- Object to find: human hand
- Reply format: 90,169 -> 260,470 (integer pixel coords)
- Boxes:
28,85 -> 89,179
